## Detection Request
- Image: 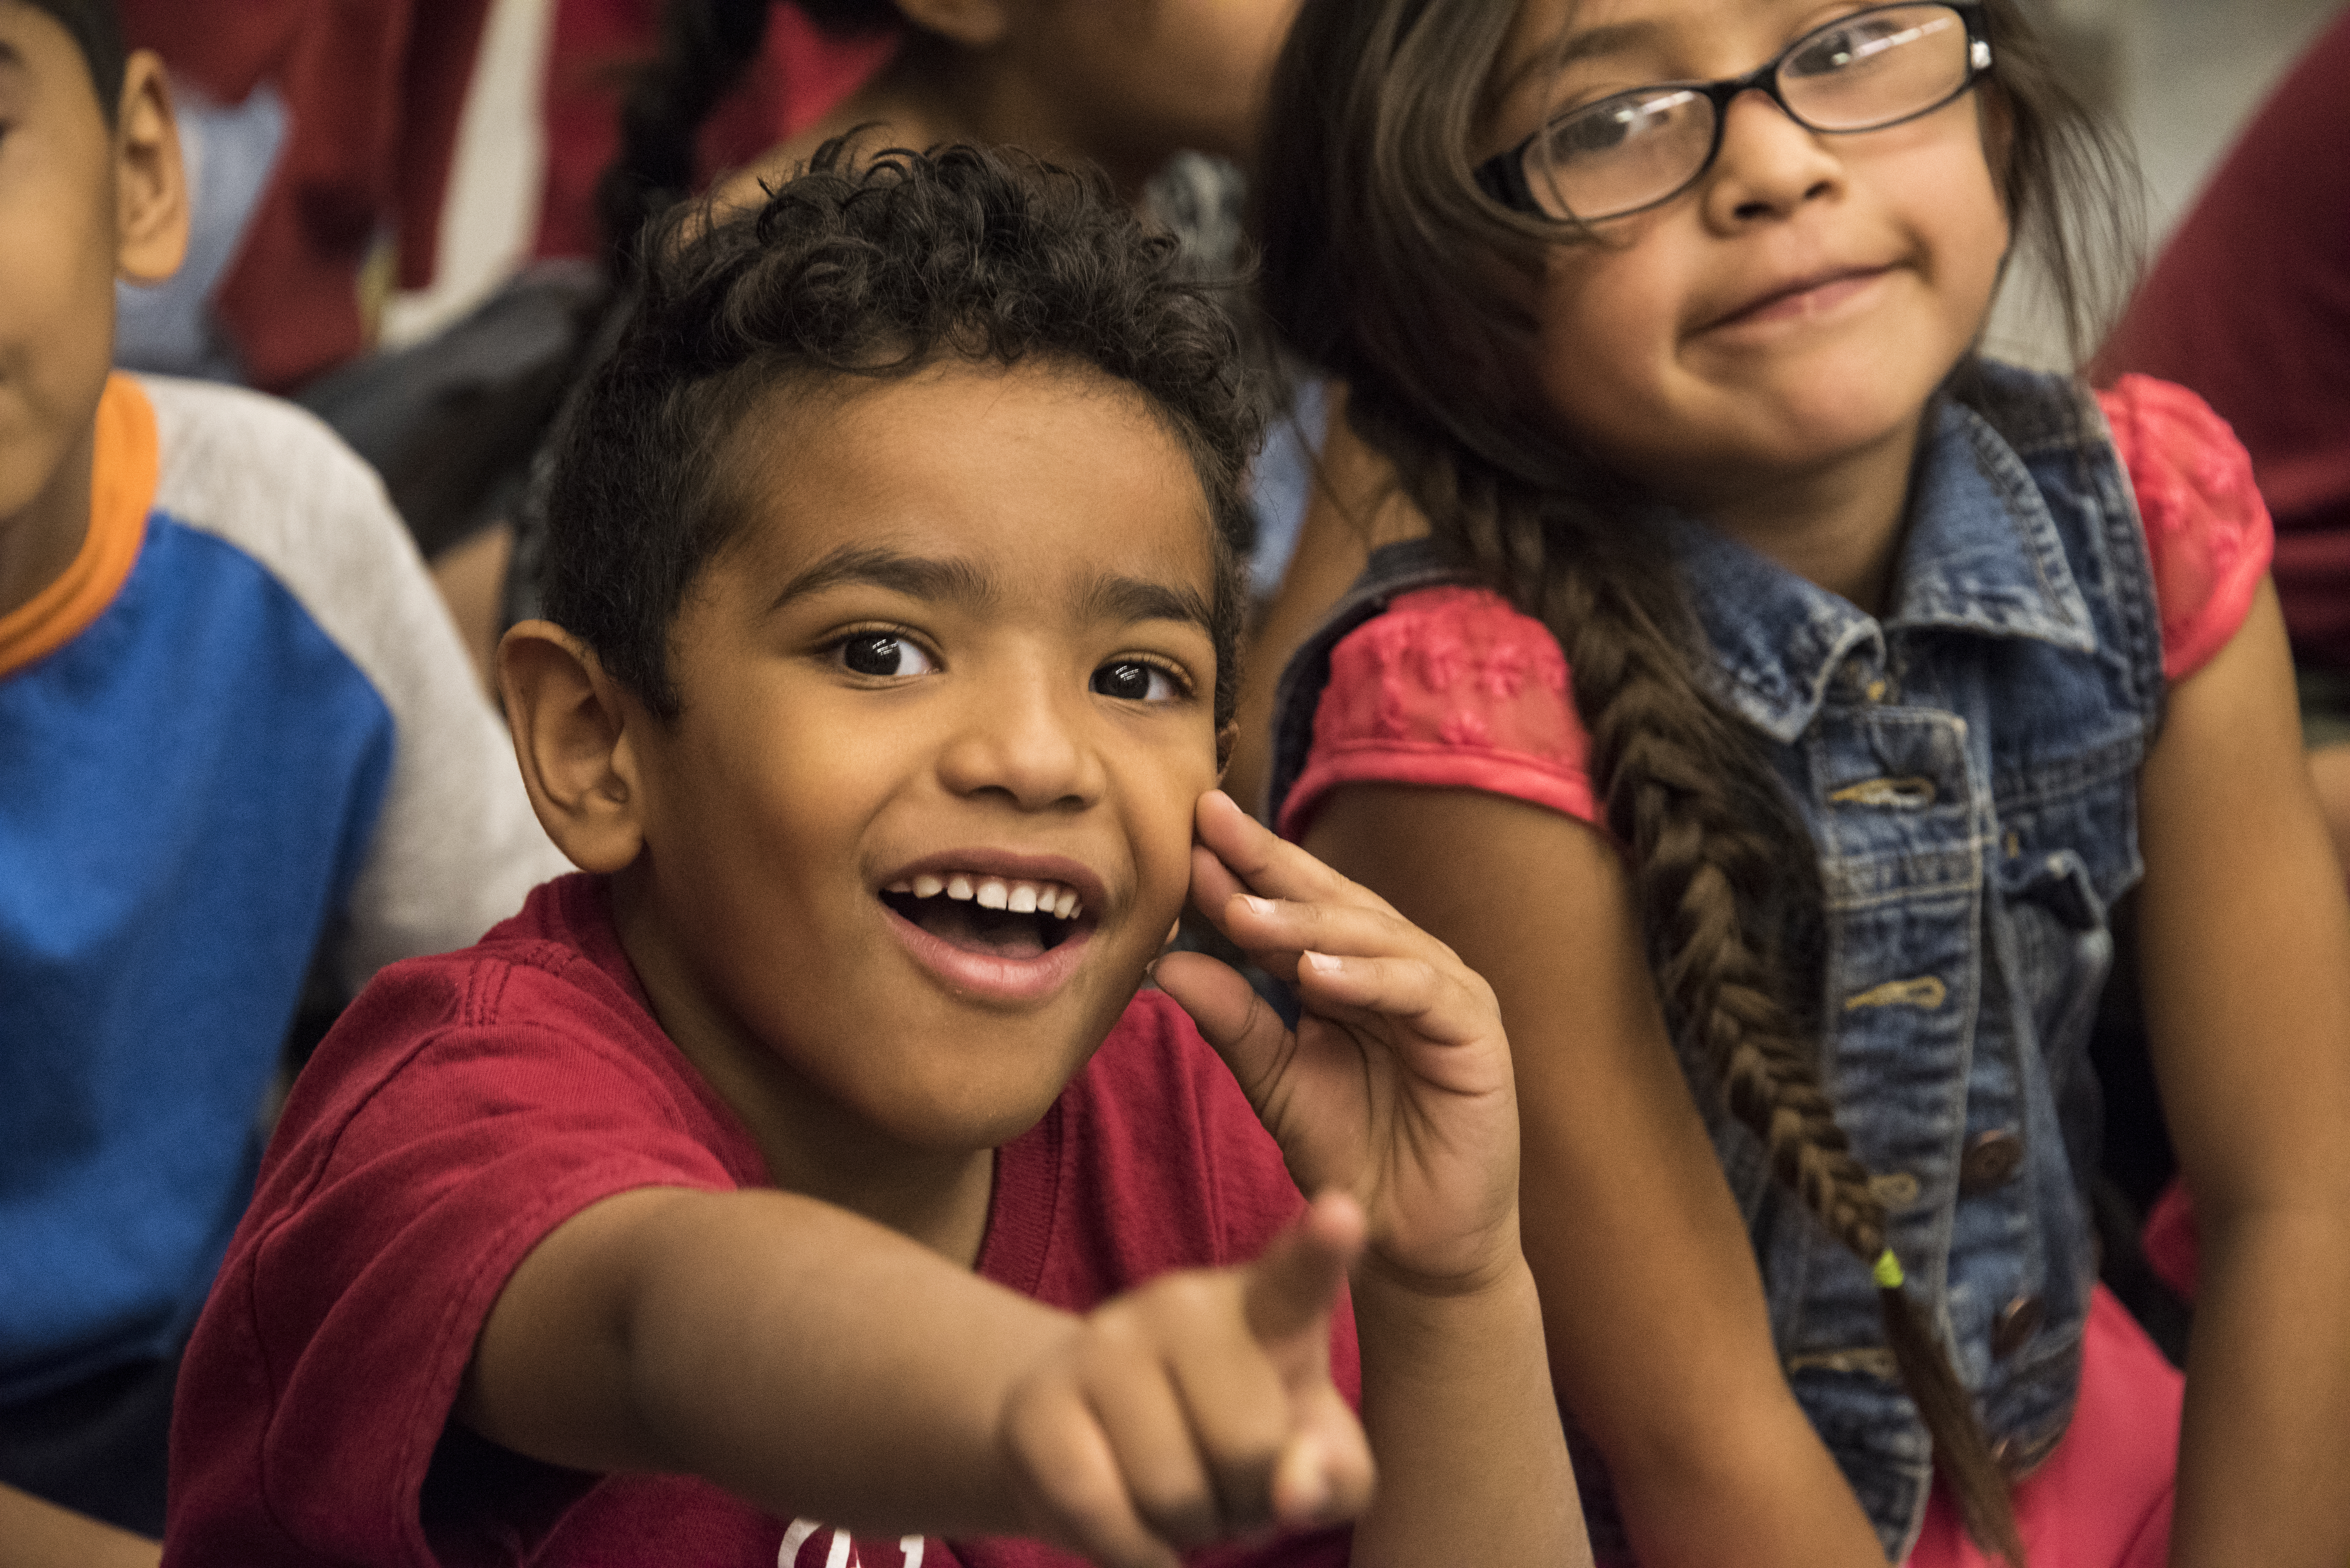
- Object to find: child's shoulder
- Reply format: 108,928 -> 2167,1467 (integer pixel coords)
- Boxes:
138,373 -> 409,579
273,874 -> 760,1198
1280,583 -> 1594,839
2094,374 -> 2275,681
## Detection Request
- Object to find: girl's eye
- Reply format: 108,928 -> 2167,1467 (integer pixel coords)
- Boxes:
837,632 -> 935,677
1091,660 -> 1186,702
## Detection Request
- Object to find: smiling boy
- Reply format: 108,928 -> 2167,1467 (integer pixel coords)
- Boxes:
0,1 -> 565,1552
161,148 -> 1585,1567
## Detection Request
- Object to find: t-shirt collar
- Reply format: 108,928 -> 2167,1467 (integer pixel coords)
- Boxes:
1672,395 -> 2097,744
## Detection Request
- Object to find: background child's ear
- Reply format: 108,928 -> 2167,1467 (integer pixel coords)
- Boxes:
112,51 -> 187,286
499,623 -> 648,874
892,0 -> 1012,50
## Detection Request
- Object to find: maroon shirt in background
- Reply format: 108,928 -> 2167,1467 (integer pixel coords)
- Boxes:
162,874 -> 1355,1568
2093,10 -> 2350,669
121,0 -> 493,394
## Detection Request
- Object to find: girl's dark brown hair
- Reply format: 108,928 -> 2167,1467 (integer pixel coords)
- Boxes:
1254,3 -> 2139,1560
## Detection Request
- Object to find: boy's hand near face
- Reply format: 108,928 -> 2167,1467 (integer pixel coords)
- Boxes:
1001,1193 -> 1369,1568
1154,791 -> 1521,1296
1155,791 -> 1589,1568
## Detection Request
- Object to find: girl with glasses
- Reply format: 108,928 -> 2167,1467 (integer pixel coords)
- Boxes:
1253,3 -> 2350,1566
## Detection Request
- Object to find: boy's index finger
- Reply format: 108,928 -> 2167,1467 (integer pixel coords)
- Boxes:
1240,1192 -> 1365,1348
1193,791 -> 1391,916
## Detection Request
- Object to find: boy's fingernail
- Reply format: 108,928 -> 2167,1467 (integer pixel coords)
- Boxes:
1302,951 -> 1342,974
1239,895 -> 1275,917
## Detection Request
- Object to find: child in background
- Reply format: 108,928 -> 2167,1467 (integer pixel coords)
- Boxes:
0,0 -> 567,1555
613,0 -> 1294,223
1255,2 -> 2350,1566
161,146 -> 1583,1568
485,0 -> 1316,672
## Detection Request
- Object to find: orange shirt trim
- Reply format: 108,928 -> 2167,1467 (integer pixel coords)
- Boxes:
0,375 -> 159,680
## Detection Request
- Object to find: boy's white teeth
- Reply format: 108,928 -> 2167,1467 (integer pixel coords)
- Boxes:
896,873 -> 1084,921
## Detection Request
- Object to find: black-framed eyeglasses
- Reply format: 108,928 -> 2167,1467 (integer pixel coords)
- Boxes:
1476,3 -> 1993,224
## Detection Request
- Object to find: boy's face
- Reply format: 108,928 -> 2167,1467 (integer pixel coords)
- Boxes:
0,4 -> 180,599
614,361 -> 1224,1161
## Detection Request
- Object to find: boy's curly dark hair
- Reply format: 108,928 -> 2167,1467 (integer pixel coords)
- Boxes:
545,141 -> 1261,726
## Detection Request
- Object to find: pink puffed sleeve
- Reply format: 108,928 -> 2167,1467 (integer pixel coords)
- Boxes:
1277,585 -> 1599,840
2098,374 -> 2275,680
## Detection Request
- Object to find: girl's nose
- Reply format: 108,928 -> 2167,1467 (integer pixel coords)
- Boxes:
934,675 -> 1105,811
1701,88 -> 1844,227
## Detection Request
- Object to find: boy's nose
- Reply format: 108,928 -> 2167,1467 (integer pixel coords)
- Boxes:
1703,89 -> 1844,226
934,676 -> 1105,811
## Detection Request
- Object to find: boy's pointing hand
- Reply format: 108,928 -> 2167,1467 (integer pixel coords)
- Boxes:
1154,791 -> 1523,1295
998,1193 -> 1373,1568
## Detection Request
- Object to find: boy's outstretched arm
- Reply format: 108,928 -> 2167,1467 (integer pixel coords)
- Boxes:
459,1163 -> 1371,1565
1154,792 -> 1590,1568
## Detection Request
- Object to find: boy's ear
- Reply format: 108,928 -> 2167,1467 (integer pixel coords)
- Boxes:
113,50 -> 187,285
892,0 -> 1012,49
499,622 -> 648,875
1216,720 -> 1239,776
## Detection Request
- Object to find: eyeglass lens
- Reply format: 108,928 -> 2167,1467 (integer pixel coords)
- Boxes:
1526,5 -> 1975,222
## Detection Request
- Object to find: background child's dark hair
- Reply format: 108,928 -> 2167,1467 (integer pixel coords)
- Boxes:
1253,1 -> 2141,1559
598,0 -> 905,273
24,0 -> 125,119
546,141 -> 1259,726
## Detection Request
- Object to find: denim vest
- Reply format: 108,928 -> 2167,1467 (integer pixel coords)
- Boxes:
1267,363 -> 2165,1559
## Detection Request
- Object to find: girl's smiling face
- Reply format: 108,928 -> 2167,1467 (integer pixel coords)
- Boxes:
610,360 -> 1225,1171
1487,0 -> 2011,512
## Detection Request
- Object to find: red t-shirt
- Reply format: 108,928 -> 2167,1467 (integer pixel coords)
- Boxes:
162,875 -> 1355,1568
1281,376 -> 2276,840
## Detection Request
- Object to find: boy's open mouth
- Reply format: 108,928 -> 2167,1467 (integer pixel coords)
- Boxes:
881,874 -> 1085,961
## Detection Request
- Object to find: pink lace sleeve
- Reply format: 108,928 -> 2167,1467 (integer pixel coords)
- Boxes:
1277,586 -> 1599,840
2098,374 -> 2275,681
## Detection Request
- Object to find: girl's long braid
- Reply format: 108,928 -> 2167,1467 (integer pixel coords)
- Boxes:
1357,396 -> 2027,1564
597,0 -> 777,274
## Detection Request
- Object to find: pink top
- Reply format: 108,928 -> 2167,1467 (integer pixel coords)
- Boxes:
1281,376 -> 2276,840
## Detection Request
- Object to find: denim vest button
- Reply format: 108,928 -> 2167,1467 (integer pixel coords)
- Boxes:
1992,1293 -> 2045,1358
1958,1130 -> 2024,1193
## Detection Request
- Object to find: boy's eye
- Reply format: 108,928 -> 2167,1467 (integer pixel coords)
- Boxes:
1091,660 -> 1186,702
837,633 -> 936,677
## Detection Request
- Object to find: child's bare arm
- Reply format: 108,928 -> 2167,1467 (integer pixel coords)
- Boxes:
0,1485 -> 159,1568
1298,783 -> 1891,1568
2137,581 -> 2350,1568
1154,792 -> 1590,1568
459,1172 -> 1371,1564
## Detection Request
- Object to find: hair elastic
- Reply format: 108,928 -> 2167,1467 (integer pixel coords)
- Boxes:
1873,1249 -> 1906,1291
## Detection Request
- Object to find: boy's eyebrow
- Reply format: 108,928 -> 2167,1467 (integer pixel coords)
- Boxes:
1080,573 -> 1215,634
765,545 -> 997,616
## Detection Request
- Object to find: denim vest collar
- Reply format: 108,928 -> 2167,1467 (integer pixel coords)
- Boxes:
1676,395 -> 2098,745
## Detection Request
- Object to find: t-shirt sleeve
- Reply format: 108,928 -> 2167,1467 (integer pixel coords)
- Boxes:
139,377 -> 572,991
1276,586 -> 1599,841
2097,374 -> 2276,681
166,966 -> 750,1567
